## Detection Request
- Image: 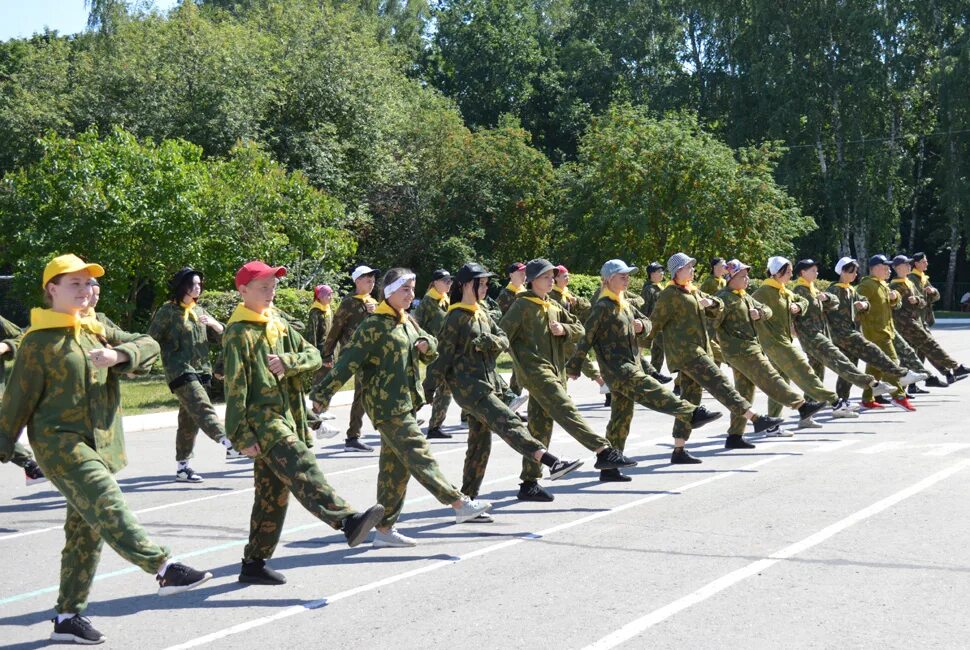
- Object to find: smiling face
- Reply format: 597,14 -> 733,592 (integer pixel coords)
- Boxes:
48,270 -> 94,314
240,275 -> 278,312
387,279 -> 416,312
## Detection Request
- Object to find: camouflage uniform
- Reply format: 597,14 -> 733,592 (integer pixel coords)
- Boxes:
0,315 -> 36,469
640,281 -> 666,372
550,286 -> 601,382
0,316 -> 167,615
305,302 -> 333,427
712,288 -> 805,436
500,291 -> 611,481
855,276 -> 906,402
413,289 -> 452,431
223,309 -> 358,561
496,284 -> 525,396
908,269 -> 939,327
646,283 -> 752,440
751,281 -> 837,416
148,301 -> 227,461
892,277 -> 958,374
699,275 -> 726,365
311,307 -> 462,529
322,294 -> 376,440
567,292 -> 696,452
425,304 -> 545,498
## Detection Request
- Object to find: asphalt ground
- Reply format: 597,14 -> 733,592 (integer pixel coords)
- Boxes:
2,322 -> 969,649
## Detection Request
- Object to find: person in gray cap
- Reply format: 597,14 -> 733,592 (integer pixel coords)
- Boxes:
640,261 -> 671,382
647,253 -> 784,463
500,258 -> 638,500
568,259 -> 722,481
413,269 -> 454,439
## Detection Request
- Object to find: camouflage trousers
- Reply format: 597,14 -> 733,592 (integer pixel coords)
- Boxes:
48,458 -> 170,614
429,381 -> 452,430
244,435 -> 356,561
173,379 -> 227,462
564,339 -> 601,382
673,355 -> 751,441
763,342 -> 837,417
9,440 -> 34,468
461,392 -> 545,498
347,375 -> 367,440
892,331 -> 930,378
724,349 -> 804,436
896,319 -> 958,374
800,333 -> 875,391
376,413 -> 463,529
833,330 -> 907,400
521,375 -> 610,482
509,368 -> 523,396
605,370 -> 696,452
650,332 -> 666,373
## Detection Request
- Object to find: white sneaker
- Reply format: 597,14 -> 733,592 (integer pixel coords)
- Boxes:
508,394 -> 529,412
176,467 -> 204,483
764,426 -> 795,437
454,497 -> 492,524
225,447 -> 244,460
599,383 -> 611,395
373,528 -> 417,548
315,422 -> 341,439
320,411 -> 337,420
899,370 -> 927,387
870,381 -> 893,397
831,405 -> 860,419
797,416 -> 823,429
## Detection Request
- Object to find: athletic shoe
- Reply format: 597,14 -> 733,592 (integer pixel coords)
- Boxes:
344,438 -> 373,452
156,562 -> 212,596
343,504 -> 386,548
593,448 -> 636,470
874,395 -> 893,405
225,447 -> 245,460
946,369 -> 968,384
765,427 -> 795,437
673,384 -> 681,396
670,447 -> 702,464
953,364 -> 970,378
51,614 -> 105,645
690,406 -> 723,428
320,411 -> 337,420
467,512 -> 494,523
508,394 -> 529,412
797,400 -> 826,421
861,400 -> 885,409
892,396 -> 917,412
238,559 -> 286,585
175,467 -> 203,483
870,381 -> 893,397
899,370 -> 928,387
548,458 -> 585,479
454,497 -> 492,523
924,375 -> 948,388
24,460 -> 47,486
599,468 -> 632,482
752,414 -> 784,433
599,383 -> 611,394
373,528 -> 418,548
517,481 -> 554,502
907,384 -> 929,396
315,422 -> 341,439
831,403 -> 860,419
724,434 -> 755,449
604,393 -> 612,407
797,416 -> 822,429
416,418 -> 426,427
425,427 -> 452,439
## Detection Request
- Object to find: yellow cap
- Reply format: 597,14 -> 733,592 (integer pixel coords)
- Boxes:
42,254 -> 105,288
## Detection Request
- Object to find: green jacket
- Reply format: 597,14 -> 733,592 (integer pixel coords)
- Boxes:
413,291 -> 449,337
550,286 -> 593,322
500,290 -> 583,387
825,283 -> 865,336
591,286 -> 645,311
306,305 -> 334,356
425,306 -> 508,405
855,276 -> 900,345
567,295 -> 650,382
0,325 -> 159,476
148,301 -> 221,384
311,311 -> 437,424
908,271 -> 939,326
751,282 -> 810,352
222,316 -> 321,456
646,284 -> 723,371
322,294 -> 374,363
481,296 -> 503,323
890,278 -> 926,330
640,282 -> 664,318
496,286 -> 522,315
792,283 -> 838,340
712,288 -> 773,357
699,276 -> 726,354
1,315 -> 23,395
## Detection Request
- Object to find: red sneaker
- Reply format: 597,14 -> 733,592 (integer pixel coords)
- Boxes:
891,396 -> 917,412
861,400 -> 885,409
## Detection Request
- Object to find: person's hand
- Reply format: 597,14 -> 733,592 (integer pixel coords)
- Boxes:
854,300 -> 868,311
818,293 -> 829,302
549,320 -> 565,336
789,303 -> 801,314
312,401 -> 324,414
89,348 -> 128,368
908,295 -> 918,304
0,342 -> 9,356
633,319 -> 645,334
889,290 -> 899,301
567,373 -> 579,380
749,308 -> 762,321
699,297 -> 714,308
415,339 -> 430,354
241,443 -> 261,458
267,354 -> 287,377
199,314 -> 211,326
365,302 -> 376,313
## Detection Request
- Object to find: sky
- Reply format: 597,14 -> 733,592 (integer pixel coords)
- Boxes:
0,0 -> 181,41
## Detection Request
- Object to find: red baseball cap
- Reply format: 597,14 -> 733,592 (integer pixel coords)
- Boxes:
235,260 -> 287,289
554,264 -> 569,276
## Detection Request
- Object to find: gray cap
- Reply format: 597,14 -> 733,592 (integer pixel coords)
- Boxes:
525,258 -> 556,282
667,253 -> 697,277
600,259 -> 638,279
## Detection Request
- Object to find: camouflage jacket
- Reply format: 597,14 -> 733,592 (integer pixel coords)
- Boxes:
550,286 -> 593,322
699,276 -> 726,351
480,296 -> 504,323
825,283 -> 867,336
311,310 -> 437,423
306,305 -> 334,356
646,284 -> 723,371
855,276 -> 901,343
496,286 -> 523,315
500,290 -> 583,387
592,286 -> 645,310
223,316 -> 320,455
890,278 -> 927,331
148,301 -> 221,384
908,270 -> 939,326
640,282 -> 664,317
321,294 -> 374,363
566,295 -> 650,382
712,288 -> 773,357
0,323 -> 159,476
792,282 -> 838,340
751,282 -> 810,352
413,291 -> 449,337
425,305 -> 508,405
1,315 -> 23,395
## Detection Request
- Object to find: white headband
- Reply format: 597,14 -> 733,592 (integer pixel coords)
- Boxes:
383,274 -> 416,298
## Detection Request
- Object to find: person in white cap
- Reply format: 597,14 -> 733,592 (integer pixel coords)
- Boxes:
647,253 -> 784,464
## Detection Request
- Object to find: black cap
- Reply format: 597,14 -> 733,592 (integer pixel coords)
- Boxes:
891,254 -> 913,267
430,269 -> 452,282
710,257 -> 726,269
793,258 -> 818,275
646,262 -> 664,274
456,263 -> 495,284
868,254 -> 891,268
505,262 -> 526,275
911,251 -> 927,262
169,267 -> 202,294
525,258 -> 555,282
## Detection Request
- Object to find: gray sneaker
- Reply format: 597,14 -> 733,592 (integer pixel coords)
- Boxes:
344,438 -> 374,452
508,394 -> 529,413
454,497 -> 492,524
373,528 -> 418,548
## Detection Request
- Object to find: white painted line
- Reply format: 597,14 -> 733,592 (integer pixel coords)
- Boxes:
854,441 -> 909,455
809,439 -> 861,454
922,443 -> 970,457
163,456 -> 786,649
581,458 -> 970,650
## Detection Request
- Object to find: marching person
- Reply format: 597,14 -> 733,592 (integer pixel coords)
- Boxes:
312,268 -> 492,548
640,261 -> 671,382
306,284 -> 338,432
699,257 -> 728,369
1,313 -> 46,485
0,254 -> 212,645
550,264 -> 608,394
81,279 -> 117,329
413,269 -> 454,439
497,262 -> 527,401
223,261 -> 385,583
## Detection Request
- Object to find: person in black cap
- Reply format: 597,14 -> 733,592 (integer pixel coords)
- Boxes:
640,262 -> 671,382
413,269 -> 454,439
908,253 -> 939,329
148,268 -> 242,483
699,257 -> 728,370
496,262 -> 528,403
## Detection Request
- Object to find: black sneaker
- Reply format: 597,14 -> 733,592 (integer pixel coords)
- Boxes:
670,447 -> 702,464
925,375 -> 948,388
908,384 -> 930,395
238,559 -> 286,585
175,466 -> 203,483
460,411 -> 469,423
344,438 -> 373,452
604,393 -> 612,407
517,481 -> 554,502
594,448 -> 637,470
752,415 -> 784,433
426,427 -> 452,439
690,406 -> 723,428
548,458 -> 585,480
946,369 -> 968,383
724,434 -> 755,449
599,468 -> 632,482
953,364 -> 970,378
673,384 -> 681,396
874,395 -> 893,404
342,504 -> 386,548
156,562 -> 212,595
24,459 -> 47,486
51,614 -> 105,645
797,400 -> 826,421
652,372 -> 673,384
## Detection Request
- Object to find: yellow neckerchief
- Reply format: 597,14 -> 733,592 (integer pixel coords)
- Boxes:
310,300 -> 331,313
763,277 -> 794,298
521,295 -> 551,313
353,293 -> 377,305
795,277 -> 818,297
835,282 -> 854,290
426,287 -> 450,307
26,308 -> 106,341
911,268 -> 928,281
375,300 -> 407,325
600,287 -> 627,309
652,280 -> 667,288
506,283 -> 524,294
227,303 -> 287,345
552,285 -> 575,302
732,289 -> 747,296
178,299 -> 199,323
449,301 -> 485,323
891,277 -> 916,293
672,278 -> 698,293
711,276 -> 727,289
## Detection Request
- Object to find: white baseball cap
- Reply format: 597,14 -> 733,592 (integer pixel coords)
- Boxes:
767,256 -> 792,275
834,257 -> 858,274
351,265 -> 380,281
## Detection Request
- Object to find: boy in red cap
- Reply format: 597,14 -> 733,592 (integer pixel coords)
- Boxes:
222,261 -> 384,585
